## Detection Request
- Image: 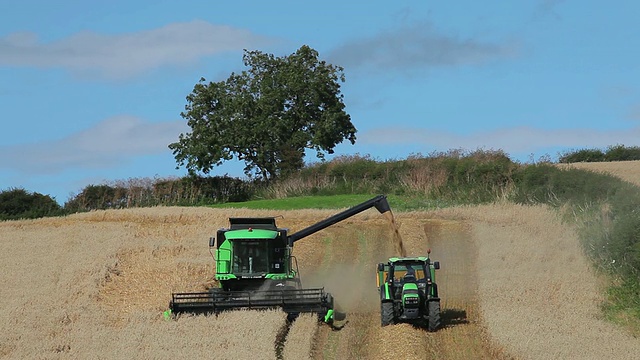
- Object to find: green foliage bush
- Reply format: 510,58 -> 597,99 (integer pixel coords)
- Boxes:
593,183 -> 640,278
432,149 -> 516,202
0,188 -> 63,220
270,149 -> 518,204
559,148 -> 605,163
559,145 -> 640,163
604,144 -> 640,161
511,164 -> 614,205
64,175 -> 253,212
603,276 -> 640,323
277,154 -> 410,197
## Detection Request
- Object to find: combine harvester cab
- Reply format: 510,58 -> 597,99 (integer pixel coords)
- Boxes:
377,252 -> 441,331
170,195 -> 392,325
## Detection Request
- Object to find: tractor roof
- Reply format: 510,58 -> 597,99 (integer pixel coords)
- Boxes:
388,256 -> 429,263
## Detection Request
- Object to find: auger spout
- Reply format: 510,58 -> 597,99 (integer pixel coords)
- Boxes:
287,195 -> 390,246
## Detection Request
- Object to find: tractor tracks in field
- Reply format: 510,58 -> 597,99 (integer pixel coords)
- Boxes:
275,319 -> 293,360
309,224 -> 387,360
416,219 -> 513,359
289,215 -> 512,359
370,217 -> 513,359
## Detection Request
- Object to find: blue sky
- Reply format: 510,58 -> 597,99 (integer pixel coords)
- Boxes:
1,1 -> 639,204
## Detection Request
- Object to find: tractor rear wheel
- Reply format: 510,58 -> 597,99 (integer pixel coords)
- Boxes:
427,300 -> 441,332
381,302 -> 394,327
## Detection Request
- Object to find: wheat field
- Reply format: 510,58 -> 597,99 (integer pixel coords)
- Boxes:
2,161 -> 640,359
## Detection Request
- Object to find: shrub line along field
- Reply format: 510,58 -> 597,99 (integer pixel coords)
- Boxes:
2,162 -> 640,359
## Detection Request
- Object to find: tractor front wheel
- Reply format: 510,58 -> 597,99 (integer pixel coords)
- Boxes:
381,302 -> 395,327
427,300 -> 441,332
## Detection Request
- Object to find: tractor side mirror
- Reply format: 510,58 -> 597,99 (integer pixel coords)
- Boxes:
377,263 -> 385,272
209,237 -> 215,248
433,261 -> 440,270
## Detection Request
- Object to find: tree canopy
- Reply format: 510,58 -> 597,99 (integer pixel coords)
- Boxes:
169,45 -> 356,180
0,188 -> 62,220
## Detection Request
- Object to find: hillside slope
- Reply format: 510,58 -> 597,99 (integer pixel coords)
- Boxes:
2,186 -> 640,358
558,160 -> 640,186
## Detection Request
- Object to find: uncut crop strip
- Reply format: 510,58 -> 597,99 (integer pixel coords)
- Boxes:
444,203 -> 640,359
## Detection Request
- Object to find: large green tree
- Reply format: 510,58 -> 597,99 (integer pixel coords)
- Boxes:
169,45 -> 356,180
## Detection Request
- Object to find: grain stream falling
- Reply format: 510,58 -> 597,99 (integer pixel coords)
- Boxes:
383,210 -> 407,257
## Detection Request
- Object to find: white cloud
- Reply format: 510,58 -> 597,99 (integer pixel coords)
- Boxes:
329,22 -> 518,73
359,125 -> 640,156
0,20 -> 273,79
0,115 -> 189,174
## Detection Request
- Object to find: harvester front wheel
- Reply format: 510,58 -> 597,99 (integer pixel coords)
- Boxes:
381,302 -> 394,327
427,300 -> 441,332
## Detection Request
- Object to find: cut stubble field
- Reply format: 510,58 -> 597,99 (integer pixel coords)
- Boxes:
2,161 -> 640,359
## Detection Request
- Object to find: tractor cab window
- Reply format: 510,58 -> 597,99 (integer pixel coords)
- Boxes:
393,263 -> 427,283
233,240 -> 269,274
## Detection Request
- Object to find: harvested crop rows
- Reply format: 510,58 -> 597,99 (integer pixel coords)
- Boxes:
3,164 -> 640,358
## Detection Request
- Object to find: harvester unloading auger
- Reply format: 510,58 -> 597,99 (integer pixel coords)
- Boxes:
168,195 -> 392,325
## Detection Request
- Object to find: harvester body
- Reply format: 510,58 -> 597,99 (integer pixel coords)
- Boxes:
170,195 -> 391,324
377,256 -> 441,331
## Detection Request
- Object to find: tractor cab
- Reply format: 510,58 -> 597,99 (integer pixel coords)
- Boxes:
378,257 -> 439,291
377,255 -> 441,331
389,261 -> 427,284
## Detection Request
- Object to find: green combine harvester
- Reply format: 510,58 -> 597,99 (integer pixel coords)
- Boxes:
169,195 -> 392,325
376,253 -> 441,331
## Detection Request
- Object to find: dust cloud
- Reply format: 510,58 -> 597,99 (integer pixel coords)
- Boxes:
300,263 -> 379,314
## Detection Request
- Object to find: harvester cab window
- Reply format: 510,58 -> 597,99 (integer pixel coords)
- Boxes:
233,241 -> 269,274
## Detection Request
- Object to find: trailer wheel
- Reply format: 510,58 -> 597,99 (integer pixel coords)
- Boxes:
381,302 -> 395,327
427,300 -> 441,332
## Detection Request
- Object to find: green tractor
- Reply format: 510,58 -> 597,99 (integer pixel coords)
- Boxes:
169,195 -> 392,325
376,253 -> 441,331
